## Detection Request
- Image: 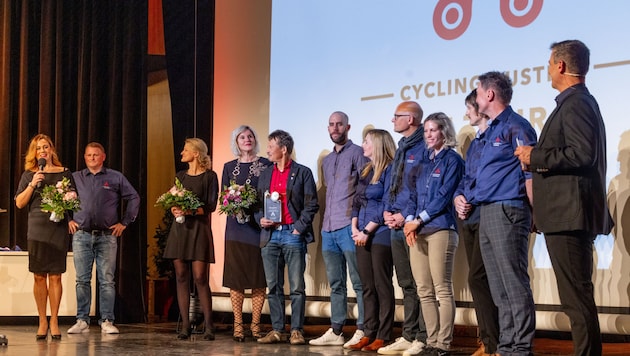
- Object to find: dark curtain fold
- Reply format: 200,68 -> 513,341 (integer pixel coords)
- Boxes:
162,0 -> 213,171
0,0 -> 147,323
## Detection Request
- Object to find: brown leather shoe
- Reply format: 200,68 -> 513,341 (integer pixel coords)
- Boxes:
289,330 -> 305,345
362,338 -> 385,351
257,330 -> 282,344
348,336 -> 371,350
472,344 -> 490,356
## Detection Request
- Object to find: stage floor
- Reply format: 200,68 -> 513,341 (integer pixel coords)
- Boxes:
0,322 -> 628,355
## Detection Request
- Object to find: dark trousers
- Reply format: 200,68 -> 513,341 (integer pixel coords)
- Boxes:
479,201 -> 535,355
356,232 -> 395,341
391,229 -> 427,342
457,208 -> 499,354
545,231 -> 602,356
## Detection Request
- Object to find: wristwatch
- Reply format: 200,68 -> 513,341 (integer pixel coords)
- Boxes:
362,228 -> 371,235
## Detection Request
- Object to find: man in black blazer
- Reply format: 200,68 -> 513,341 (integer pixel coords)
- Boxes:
515,39 -> 614,356
254,129 -> 319,346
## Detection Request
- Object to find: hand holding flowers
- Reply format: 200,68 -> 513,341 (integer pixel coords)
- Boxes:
40,176 -> 80,223
155,178 -> 204,223
219,181 -> 258,223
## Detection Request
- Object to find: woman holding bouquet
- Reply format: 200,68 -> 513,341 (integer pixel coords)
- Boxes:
221,125 -> 270,342
15,134 -> 75,340
163,138 -> 219,340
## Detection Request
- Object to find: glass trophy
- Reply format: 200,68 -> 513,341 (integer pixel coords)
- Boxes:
264,191 -> 282,222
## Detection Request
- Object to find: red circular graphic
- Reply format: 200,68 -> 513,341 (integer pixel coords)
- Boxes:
500,0 -> 543,28
433,0 -> 472,40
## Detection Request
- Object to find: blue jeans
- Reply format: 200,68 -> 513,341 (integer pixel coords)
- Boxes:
261,228 -> 307,332
72,230 -> 118,323
321,225 -> 364,330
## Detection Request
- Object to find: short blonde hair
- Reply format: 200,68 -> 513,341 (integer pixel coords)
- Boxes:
230,125 -> 260,157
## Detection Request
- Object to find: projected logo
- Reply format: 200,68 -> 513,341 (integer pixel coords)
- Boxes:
433,0 -> 543,40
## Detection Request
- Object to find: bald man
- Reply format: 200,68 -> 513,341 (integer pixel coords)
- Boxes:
378,101 -> 428,356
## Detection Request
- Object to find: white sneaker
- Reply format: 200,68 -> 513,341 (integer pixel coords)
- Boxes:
67,320 -> 89,334
309,327 -> 345,346
402,340 -> 426,356
343,329 -> 365,349
377,336 -> 413,354
100,320 -> 119,334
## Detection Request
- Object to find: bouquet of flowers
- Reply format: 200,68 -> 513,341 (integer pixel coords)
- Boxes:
219,181 -> 258,223
40,176 -> 81,222
155,178 -> 204,223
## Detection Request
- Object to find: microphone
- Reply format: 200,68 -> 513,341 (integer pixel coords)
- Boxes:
37,158 -> 46,187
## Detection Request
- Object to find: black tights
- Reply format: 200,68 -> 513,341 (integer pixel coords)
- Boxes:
174,259 -> 214,332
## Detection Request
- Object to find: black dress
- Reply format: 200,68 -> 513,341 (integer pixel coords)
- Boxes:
221,158 -> 270,290
16,169 -> 74,274
163,170 -> 219,263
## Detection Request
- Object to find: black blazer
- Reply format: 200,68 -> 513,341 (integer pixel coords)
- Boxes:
254,161 -> 319,247
530,84 -> 613,235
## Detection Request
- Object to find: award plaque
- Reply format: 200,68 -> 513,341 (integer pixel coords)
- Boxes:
264,191 -> 282,222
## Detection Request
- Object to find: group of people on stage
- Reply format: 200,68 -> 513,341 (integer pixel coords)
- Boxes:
248,39 -> 609,356
15,39 -> 612,356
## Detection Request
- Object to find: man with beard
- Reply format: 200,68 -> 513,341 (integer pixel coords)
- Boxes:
310,111 -> 369,348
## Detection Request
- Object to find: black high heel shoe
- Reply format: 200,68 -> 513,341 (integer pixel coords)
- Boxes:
51,334 -> 62,340
176,329 -> 190,340
203,330 -> 215,341
36,326 -> 48,341
250,322 -> 264,339
232,322 -> 245,342
177,322 -> 191,340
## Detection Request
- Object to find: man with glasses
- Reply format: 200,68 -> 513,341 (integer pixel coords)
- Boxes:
377,101 -> 428,356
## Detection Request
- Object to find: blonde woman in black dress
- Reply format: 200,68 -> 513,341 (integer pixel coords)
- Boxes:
15,134 -> 75,341
221,125 -> 270,341
163,138 -> 219,340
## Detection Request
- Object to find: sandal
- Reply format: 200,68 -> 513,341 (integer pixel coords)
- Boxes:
250,322 -> 264,339
203,326 -> 215,341
177,323 -> 190,340
233,322 -> 245,342
176,331 -> 190,340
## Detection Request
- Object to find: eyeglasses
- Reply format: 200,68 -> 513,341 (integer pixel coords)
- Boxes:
393,114 -> 410,119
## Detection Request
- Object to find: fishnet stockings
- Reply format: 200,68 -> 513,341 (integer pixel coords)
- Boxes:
230,290 -> 245,337
230,288 -> 266,338
250,288 -> 265,337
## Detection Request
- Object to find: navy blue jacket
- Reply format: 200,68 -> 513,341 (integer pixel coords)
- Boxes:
352,165 -> 392,245
473,106 -> 536,204
383,141 -> 427,218
409,148 -> 464,235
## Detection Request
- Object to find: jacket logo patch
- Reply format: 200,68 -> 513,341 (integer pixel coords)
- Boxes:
492,137 -> 505,147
